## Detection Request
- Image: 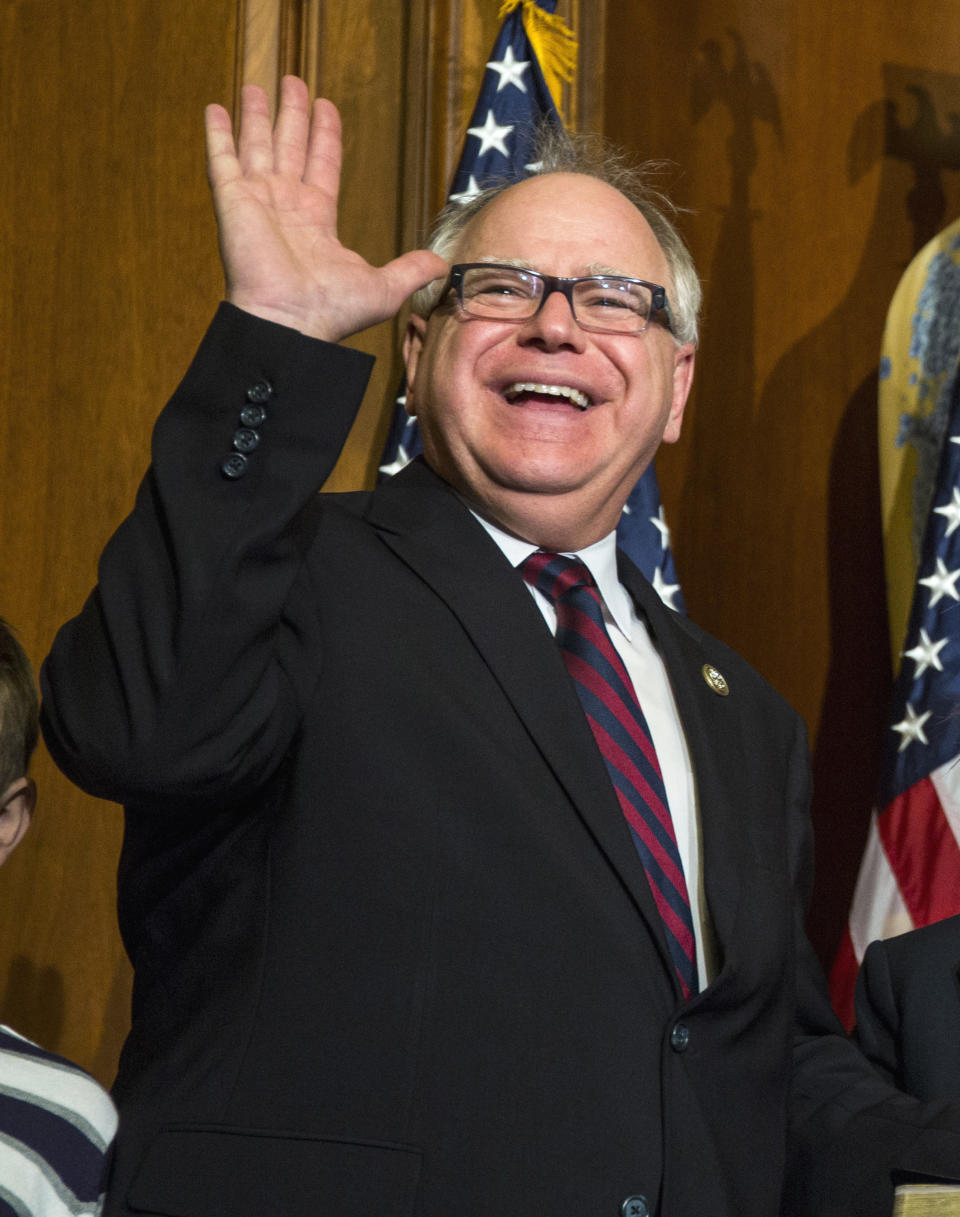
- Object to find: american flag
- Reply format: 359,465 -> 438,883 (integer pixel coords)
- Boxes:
830,222 -> 960,1027
377,0 -> 684,609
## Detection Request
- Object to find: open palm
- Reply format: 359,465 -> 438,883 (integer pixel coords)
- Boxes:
205,76 -> 447,342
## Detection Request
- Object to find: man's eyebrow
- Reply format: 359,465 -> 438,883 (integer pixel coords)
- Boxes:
587,263 -> 642,279
472,255 -> 537,269
471,256 -> 642,279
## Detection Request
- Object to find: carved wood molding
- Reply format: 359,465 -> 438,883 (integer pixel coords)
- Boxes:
235,0 -> 608,241
234,0 -> 322,107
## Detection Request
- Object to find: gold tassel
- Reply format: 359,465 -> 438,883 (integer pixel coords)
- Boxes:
497,1 -> 578,118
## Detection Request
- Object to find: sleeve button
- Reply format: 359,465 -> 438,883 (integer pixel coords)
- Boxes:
232,427 -> 260,453
245,379 -> 273,404
239,403 -> 267,427
220,453 -> 249,479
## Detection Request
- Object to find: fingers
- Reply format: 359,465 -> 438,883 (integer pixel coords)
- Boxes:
302,97 -> 343,194
216,77 -> 341,188
204,102 -> 239,190
272,76 -> 311,178
236,83 -> 275,177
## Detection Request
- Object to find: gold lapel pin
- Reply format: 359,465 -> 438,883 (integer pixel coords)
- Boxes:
701,663 -> 730,696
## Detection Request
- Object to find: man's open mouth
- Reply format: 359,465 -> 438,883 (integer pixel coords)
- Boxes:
502,382 -> 592,411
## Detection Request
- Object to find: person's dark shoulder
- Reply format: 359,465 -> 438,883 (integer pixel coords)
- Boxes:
855,915 -> 960,1100
869,914 -> 960,981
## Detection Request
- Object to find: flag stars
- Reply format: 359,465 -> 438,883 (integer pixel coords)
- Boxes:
450,175 -> 483,205
919,557 -> 960,606
379,442 -> 412,479
891,702 -> 932,752
934,487 -> 960,536
904,627 -> 948,678
652,566 -> 681,610
486,45 -> 530,93
467,110 -> 514,158
650,506 -> 671,550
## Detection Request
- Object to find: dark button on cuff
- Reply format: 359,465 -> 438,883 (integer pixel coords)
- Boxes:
670,1021 -> 690,1053
245,379 -> 273,404
220,453 -> 249,479
232,427 -> 260,453
239,403 -> 267,427
621,1195 -> 650,1217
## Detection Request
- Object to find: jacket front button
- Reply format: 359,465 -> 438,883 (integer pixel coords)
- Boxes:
670,1021 -> 690,1052
621,1195 -> 650,1217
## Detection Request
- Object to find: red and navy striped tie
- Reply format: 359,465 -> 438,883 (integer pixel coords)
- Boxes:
521,550 -> 698,998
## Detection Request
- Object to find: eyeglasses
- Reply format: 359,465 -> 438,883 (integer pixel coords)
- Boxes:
442,263 -> 674,335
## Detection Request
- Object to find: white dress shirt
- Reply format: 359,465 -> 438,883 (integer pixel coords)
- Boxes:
471,512 -> 712,989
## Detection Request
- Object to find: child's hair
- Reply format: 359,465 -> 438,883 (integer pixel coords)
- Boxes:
0,619 -> 39,793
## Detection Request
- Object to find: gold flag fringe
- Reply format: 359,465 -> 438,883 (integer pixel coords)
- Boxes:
497,1 -> 578,118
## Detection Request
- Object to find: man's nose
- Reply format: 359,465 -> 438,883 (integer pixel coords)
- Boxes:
517,287 -> 587,350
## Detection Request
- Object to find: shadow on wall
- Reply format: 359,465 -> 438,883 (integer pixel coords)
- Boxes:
679,42 -> 960,965
811,69 -> 960,964
0,954 -> 65,1047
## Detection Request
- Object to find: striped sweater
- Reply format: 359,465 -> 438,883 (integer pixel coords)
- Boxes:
0,1025 -> 117,1217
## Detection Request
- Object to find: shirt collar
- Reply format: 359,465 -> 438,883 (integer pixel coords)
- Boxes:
468,509 -> 635,641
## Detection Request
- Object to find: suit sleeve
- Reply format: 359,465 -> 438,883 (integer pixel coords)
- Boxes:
781,720 -> 960,1215
852,940 -> 902,1088
40,303 -> 374,811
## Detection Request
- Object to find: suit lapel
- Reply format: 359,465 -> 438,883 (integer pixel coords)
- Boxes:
368,461 -> 681,988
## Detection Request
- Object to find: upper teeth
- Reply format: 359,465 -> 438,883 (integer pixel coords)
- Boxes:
504,382 -> 591,410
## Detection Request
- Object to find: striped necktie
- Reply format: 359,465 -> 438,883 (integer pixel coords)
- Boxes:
521,550 -> 698,999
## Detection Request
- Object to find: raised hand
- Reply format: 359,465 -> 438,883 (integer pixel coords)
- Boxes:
204,76 -> 448,343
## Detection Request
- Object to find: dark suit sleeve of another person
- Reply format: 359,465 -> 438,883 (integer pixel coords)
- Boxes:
854,931 -> 910,1091
852,916 -> 960,1100
783,859 -> 960,1207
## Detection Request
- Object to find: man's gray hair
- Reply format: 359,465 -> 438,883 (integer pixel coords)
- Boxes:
411,124 -> 702,346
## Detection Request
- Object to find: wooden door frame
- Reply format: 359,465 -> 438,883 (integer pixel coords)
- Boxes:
234,0 -> 608,250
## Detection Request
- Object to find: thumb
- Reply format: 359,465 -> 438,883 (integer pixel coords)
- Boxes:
378,250 -> 449,314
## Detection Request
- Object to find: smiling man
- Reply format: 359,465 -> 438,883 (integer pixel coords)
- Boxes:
403,172 -> 694,553
40,77 -> 960,1217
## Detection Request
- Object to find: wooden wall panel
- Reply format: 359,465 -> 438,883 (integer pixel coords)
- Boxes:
0,0 -> 237,1083
603,1 -> 960,960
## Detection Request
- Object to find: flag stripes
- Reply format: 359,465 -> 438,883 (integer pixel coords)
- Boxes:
830,219 -> 960,1026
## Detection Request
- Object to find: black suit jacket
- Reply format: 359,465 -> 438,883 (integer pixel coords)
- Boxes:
854,915 -> 960,1101
41,306 -> 960,1217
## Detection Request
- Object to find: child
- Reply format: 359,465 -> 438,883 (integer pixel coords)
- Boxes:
0,618 -> 117,1215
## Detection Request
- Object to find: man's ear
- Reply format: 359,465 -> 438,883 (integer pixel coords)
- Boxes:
402,315 -> 428,417
662,344 -> 696,446
0,777 -> 35,866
